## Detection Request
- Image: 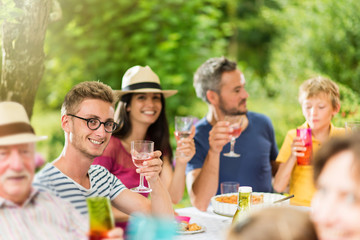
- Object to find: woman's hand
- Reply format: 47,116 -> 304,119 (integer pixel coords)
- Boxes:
137,150 -> 163,183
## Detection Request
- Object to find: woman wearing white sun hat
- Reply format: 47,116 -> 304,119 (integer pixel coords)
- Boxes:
92,65 -> 195,228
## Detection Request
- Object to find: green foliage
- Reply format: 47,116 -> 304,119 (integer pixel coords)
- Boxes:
259,0 -> 360,124
31,0 -> 360,165
31,107 -> 64,162
0,0 -> 23,24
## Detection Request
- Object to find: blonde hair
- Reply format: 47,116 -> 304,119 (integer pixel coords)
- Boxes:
298,77 -> 340,109
227,207 -> 317,240
61,81 -> 115,117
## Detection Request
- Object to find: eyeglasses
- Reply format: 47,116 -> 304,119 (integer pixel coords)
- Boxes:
67,114 -> 118,133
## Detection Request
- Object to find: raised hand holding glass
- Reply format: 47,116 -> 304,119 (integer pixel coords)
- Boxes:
223,115 -> 244,158
131,140 -> 154,193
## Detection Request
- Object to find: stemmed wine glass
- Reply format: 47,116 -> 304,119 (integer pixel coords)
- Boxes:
174,116 -> 194,157
131,140 -> 154,193
223,115 -> 244,157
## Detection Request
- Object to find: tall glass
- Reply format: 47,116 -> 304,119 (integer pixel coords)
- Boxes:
223,115 -> 244,157
87,197 -> 114,240
131,140 -> 154,193
296,128 -> 312,165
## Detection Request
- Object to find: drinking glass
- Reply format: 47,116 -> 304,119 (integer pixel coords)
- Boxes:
220,181 -> 240,194
223,115 -> 244,157
87,197 -> 114,240
175,116 -> 194,157
174,116 -> 194,140
296,128 -> 312,165
345,121 -> 360,134
131,140 -> 154,193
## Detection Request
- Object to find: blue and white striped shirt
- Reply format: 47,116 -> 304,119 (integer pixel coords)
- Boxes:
33,164 -> 126,216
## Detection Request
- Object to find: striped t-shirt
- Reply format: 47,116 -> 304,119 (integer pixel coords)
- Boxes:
33,164 -> 126,216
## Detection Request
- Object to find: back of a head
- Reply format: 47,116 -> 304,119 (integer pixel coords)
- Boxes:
193,57 -> 237,103
298,76 -> 340,109
227,207 -> 317,240
61,81 -> 115,116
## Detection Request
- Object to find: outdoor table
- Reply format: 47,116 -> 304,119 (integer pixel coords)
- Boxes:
175,206 -> 232,240
174,205 -> 310,240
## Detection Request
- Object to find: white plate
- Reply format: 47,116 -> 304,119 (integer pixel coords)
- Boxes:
176,224 -> 206,235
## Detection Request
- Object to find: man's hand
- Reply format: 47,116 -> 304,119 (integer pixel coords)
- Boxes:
137,150 -> 163,183
208,121 -> 231,154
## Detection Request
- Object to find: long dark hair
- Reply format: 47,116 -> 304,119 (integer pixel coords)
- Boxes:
113,93 -> 173,162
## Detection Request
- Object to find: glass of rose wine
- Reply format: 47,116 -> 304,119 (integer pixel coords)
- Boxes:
174,116 -> 194,157
174,116 -> 194,140
131,140 -> 154,193
223,115 -> 244,157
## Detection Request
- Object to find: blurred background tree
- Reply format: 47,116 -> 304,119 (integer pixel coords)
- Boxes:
1,0 -> 360,207
0,0 -> 53,117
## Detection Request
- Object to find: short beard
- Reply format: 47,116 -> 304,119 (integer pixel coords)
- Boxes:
219,98 -> 247,116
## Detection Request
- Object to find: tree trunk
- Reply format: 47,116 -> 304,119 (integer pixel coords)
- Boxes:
0,0 -> 51,118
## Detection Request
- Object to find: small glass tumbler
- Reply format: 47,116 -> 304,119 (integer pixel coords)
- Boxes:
345,121 -> 360,134
220,181 -> 240,194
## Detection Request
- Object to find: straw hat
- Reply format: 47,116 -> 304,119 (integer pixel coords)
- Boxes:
0,102 -> 47,146
115,65 -> 177,99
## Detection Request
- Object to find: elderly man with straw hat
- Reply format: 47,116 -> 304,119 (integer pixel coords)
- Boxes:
0,101 -> 88,239
0,101 -> 124,240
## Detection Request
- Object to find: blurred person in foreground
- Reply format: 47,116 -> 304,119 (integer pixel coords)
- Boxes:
186,57 -> 278,211
274,77 -> 344,206
92,66 -> 195,227
227,207 -> 317,240
0,101 -> 122,239
311,133 -> 360,239
33,82 -> 173,223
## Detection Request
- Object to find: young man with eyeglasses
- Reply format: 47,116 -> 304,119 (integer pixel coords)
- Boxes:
33,81 -> 173,218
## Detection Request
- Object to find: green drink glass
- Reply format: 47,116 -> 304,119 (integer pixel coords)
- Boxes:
87,197 -> 114,240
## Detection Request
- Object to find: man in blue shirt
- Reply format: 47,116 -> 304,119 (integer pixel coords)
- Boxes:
186,57 -> 278,211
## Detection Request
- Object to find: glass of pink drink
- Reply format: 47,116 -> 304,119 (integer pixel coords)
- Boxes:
131,140 -> 154,193
174,116 -> 194,141
223,115 -> 244,158
296,128 -> 312,165
174,116 -> 194,157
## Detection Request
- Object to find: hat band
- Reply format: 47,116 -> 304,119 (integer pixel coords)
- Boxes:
122,82 -> 162,91
0,122 -> 35,137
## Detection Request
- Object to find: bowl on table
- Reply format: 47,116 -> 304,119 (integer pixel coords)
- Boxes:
211,192 -> 290,217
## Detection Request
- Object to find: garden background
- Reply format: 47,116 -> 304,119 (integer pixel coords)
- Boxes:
1,0 -> 360,207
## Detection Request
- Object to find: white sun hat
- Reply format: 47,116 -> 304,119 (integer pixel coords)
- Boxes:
0,101 -> 47,146
114,65 -> 177,99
